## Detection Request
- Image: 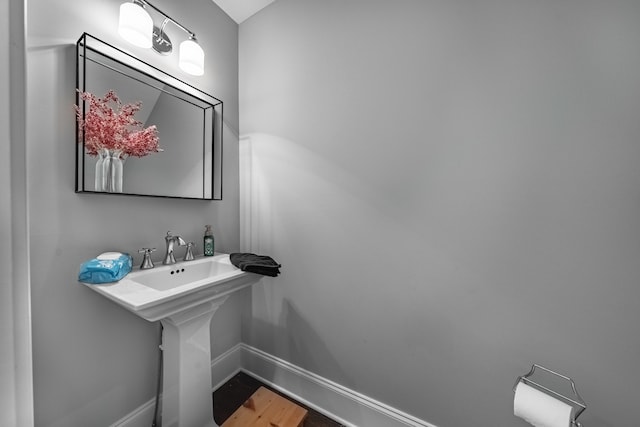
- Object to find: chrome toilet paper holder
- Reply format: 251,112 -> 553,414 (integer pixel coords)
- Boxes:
513,364 -> 587,427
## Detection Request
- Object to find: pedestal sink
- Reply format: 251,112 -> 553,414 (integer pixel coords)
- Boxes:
81,253 -> 261,427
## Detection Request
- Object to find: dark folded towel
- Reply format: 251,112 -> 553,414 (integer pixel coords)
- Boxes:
230,253 -> 281,277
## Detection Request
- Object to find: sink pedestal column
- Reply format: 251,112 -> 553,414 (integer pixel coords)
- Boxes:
160,297 -> 229,427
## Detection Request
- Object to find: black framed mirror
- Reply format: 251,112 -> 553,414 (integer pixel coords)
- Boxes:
75,33 -> 223,200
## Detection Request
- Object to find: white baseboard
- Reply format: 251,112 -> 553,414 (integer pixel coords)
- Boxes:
110,398 -> 155,427
239,344 -> 437,427
211,344 -> 243,390
112,343 -> 436,427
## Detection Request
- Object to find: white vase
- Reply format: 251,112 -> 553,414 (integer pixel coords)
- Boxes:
104,149 -> 127,193
94,148 -> 110,192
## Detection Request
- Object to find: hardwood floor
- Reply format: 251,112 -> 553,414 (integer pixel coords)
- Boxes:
213,371 -> 345,427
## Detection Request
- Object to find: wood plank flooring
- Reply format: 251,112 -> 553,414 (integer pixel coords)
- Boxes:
213,372 -> 345,427
221,386 -> 308,427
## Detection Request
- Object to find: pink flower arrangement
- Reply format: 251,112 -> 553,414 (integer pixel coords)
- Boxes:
75,90 -> 162,158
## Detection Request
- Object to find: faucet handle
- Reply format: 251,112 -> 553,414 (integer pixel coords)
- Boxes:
138,248 -> 156,269
184,242 -> 195,261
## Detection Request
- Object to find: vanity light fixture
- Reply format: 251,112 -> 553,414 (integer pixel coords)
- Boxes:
118,0 -> 205,76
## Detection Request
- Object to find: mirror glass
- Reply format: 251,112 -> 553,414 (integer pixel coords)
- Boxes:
76,33 -> 223,200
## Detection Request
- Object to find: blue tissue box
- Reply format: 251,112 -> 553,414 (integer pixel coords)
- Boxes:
79,252 -> 132,284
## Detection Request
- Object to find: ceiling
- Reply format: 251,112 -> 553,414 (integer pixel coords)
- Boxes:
211,0 -> 276,24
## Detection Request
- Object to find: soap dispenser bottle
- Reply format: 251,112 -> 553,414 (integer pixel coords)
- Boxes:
204,225 -> 215,256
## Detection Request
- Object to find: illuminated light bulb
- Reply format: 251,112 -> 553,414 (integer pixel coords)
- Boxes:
118,1 -> 153,48
179,37 -> 205,76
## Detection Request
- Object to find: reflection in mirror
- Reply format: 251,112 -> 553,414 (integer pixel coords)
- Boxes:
76,33 -> 223,200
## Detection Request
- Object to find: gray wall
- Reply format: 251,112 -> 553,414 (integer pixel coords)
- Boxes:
239,1 -> 640,426
2,0 -> 32,424
1,1 -> 16,424
26,0 -> 242,425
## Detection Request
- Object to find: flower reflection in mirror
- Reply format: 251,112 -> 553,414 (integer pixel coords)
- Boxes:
75,89 -> 162,192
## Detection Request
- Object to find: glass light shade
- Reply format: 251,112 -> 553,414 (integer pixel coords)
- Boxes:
118,2 -> 153,48
179,39 -> 205,76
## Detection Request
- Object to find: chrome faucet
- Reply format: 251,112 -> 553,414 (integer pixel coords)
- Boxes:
163,231 -> 186,265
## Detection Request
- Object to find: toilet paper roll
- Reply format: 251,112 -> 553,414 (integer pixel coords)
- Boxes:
514,382 -> 574,427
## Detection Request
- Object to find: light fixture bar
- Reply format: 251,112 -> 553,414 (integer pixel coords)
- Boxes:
137,0 -> 196,39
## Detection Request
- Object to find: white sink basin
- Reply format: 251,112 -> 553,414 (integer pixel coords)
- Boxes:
82,253 -> 258,322
127,255 -> 237,291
